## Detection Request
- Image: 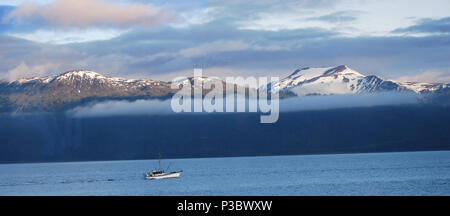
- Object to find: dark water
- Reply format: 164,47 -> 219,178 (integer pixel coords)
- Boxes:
2,106 -> 450,163
1,151 -> 449,195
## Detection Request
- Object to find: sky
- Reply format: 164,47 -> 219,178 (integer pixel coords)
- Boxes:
0,0 -> 449,82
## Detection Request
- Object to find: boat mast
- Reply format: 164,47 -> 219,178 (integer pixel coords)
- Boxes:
158,153 -> 162,170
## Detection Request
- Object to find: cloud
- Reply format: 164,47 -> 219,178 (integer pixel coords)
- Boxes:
147,67 -> 291,81
392,17 -> 450,34
201,0 -> 347,32
9,28 -> 127,44
1,3 -> 450,84
208,0 -> 342,15
235,10 -> 359,33
6,0 -> 176,29
2,28 -> 450,83
279,92 -> 419,112
307,11 -> 360,23
397,71 -> 450,83
67,92 -> 419,118
0,5 -> 15,33
179,40 -> 252,58
179,40 -> 285,58
0,35 -> 104,80
68,99 -> 174,118
5,61 -> 60,80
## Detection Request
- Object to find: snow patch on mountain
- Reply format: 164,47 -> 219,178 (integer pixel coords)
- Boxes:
263,65 -> 447,96
6,70 -> 165,90
390,80 -> 448,93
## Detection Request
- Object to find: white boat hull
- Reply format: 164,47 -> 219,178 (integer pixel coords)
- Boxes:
145,171 -> 182,180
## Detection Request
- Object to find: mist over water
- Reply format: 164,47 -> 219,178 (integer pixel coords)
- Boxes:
279,92 -> 419,112
67,99 -> 174,118
67,92 -> 419,118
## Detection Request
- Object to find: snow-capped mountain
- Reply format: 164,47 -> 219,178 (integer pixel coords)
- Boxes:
1,67 -> 449,113
0,70 -> 250,112
263,65 -> 449,96
0,70 -> 176,112
172,76 -> 256,96
7,70 -> 167,91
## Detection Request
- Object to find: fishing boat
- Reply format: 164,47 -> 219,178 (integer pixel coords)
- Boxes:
144,170 -> 183,180
144,157 -> 182,180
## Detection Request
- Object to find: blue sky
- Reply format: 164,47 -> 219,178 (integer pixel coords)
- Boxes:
0,0 -> 449,82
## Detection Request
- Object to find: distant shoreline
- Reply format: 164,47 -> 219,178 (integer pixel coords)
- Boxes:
1,149 -> 449,165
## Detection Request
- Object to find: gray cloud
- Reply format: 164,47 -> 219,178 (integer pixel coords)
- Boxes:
307,11 -> 360,23
0,35 -> 89,80
1,11 -> 450,83
2,28 -> 450,82
392,17 -> 450,34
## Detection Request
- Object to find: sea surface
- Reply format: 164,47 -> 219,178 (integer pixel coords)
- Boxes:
1,151 -> 449,195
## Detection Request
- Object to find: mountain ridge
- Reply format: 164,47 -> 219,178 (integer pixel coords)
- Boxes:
1,66 -> 449,112
262,65 -> 449,96
0,70 -> 176,112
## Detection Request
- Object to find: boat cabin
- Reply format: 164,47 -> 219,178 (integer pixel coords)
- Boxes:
150,170 -> 164,175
